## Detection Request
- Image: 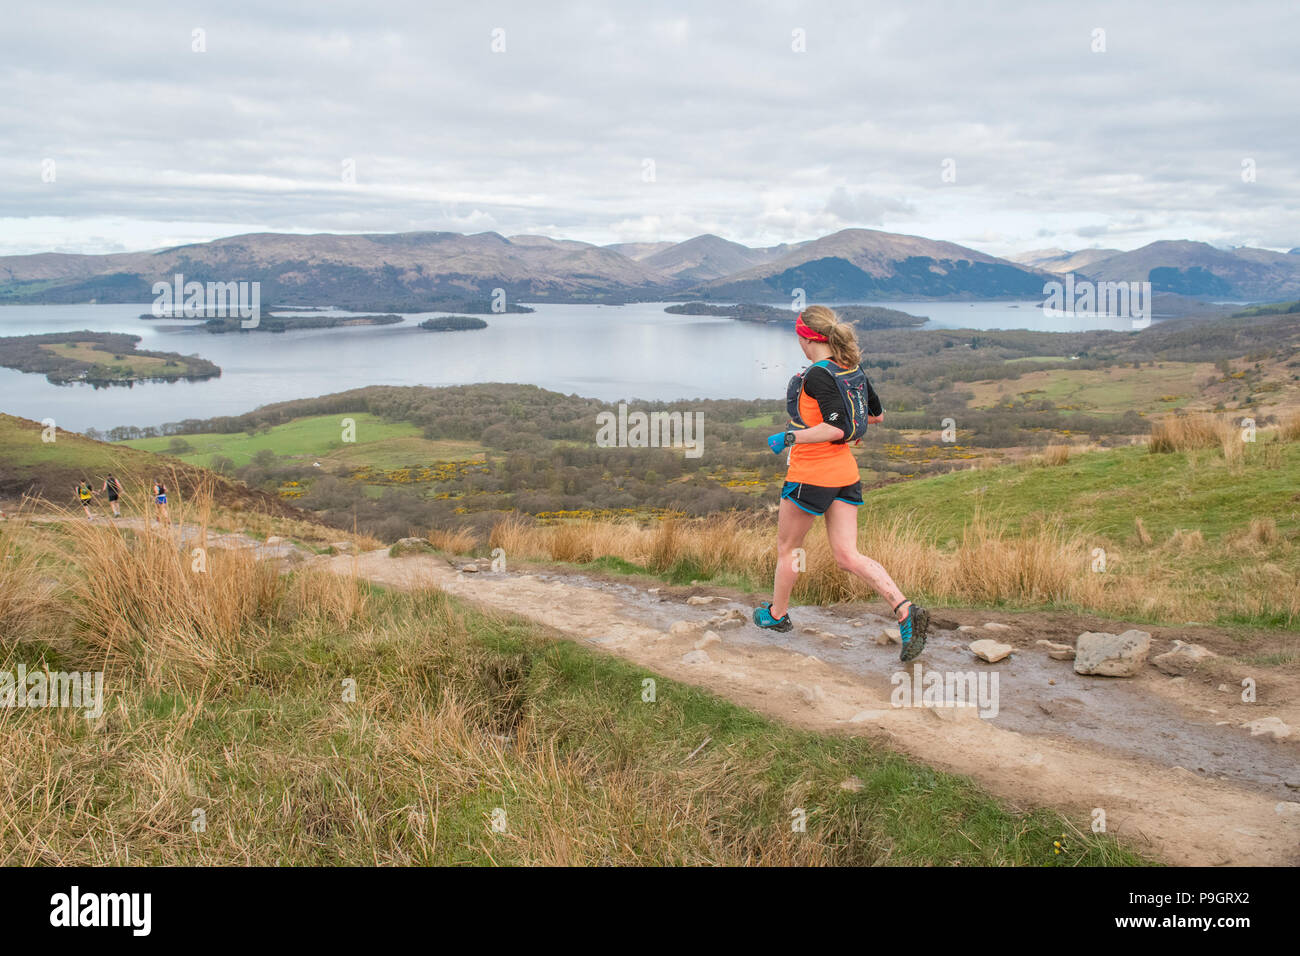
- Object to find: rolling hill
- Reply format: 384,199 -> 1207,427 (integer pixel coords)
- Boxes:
639,234 -> 794,282
691,228 -> 1048,300
1010,248 -> 1123,274
1072,241 -> 1300,299
7,227 -> 1299,307
0,227 -> 1047,305
0,231 -> 676,307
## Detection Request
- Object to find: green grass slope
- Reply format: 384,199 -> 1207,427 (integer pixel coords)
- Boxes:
123,412 -> 483,470
0,412 -> 308,518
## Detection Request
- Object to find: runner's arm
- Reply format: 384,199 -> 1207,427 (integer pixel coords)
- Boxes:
791,422 -> 844,443
799,367 -> 847,441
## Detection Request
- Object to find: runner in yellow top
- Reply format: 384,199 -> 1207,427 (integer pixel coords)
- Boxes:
753,305 -> 931,661
75,480 -> 94,519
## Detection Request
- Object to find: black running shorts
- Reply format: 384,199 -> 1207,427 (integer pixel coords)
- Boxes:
780,480 -> 863,516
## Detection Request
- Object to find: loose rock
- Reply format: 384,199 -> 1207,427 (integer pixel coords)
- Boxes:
686,595 -> 717,606
1241,717 -> 1292,741
694,631 -> 721,650
1152,640 -> 1218,675
680,650 -> 712,665
983,622 -> 1013,632
795,684 -> 826,705
1036,639 -> 1075,660
1074,629 -> 1151,677
969,639 -> 1013,663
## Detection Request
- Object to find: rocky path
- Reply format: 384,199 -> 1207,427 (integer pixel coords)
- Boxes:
23,515 -> 1299,865
321,547 -> 1300,866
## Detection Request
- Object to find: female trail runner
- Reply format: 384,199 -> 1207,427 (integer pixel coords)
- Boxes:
752,305 -> 931,661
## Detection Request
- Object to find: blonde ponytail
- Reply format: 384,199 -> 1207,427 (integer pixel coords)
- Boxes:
800,305 -> 861,368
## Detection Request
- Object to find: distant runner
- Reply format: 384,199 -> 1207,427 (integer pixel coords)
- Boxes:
753,305 -> 931,661
100,473 -> 122,518
75,480 -> 94,519
152,479 -> 169,525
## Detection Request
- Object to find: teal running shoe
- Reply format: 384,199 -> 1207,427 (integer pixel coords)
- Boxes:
753,602 -> 793,632
898,603 -> 931,662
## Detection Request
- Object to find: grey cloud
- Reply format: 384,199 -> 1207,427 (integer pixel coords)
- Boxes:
0,0 -> 1296,256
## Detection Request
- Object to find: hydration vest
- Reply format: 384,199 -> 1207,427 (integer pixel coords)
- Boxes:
785,359 -> 876,445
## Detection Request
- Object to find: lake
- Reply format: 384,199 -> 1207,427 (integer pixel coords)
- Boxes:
0,300 -> 1141,433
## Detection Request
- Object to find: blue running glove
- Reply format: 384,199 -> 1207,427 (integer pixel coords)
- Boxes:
767,431 -> 794,454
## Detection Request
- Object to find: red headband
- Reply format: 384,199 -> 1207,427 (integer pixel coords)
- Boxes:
795,312 -> 828,342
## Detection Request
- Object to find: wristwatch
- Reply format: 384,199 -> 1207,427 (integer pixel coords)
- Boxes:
783,431 -> 796,447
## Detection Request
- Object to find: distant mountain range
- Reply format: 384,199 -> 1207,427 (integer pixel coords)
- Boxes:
1,228 -> 1297,306
1009,248 -> 1123,273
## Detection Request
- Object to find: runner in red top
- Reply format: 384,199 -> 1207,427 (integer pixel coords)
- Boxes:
753,305 -> 931,661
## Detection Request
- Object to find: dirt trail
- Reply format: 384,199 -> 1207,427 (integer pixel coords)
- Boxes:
319,548 -> 1300,867
23,515 -> 1299,865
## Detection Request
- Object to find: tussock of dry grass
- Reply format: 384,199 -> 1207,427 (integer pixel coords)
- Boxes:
1149,413 -> 1232,454
1249,517 -> 1280,547
1041,444 -> 1072,467
1162,528 -> 1205,553
1134,516 -> 1153,546
426,526 -> 479,555
0,517 -> 58,642
1279,412 -> 1300,443
59,489 -> 282,687
1148,412 -> 1250,465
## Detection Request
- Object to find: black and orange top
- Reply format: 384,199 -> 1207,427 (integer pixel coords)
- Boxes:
786,363 -> 860,487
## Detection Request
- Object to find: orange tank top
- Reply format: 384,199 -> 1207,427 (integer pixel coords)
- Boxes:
785,365 -> 860,487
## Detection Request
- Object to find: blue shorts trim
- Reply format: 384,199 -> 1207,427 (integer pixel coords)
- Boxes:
780,484 -> 821,514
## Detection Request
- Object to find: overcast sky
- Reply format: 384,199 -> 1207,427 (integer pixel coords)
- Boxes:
3,0 -> 1297,258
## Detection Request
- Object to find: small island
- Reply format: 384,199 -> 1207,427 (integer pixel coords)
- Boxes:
200,313 -> 404,333
419,315 -> 488,332
0,331 -> 220,386
666,301 -> 927,330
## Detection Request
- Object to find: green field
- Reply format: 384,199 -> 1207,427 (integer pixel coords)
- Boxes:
740,412 -> 781,429
42,341 -> 179,375
966,361 -> 1216,413
861,440 -> 1299,545
123,413 -> 482,469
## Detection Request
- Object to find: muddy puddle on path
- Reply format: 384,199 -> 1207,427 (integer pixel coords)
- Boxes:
532,570 -> 1297,801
